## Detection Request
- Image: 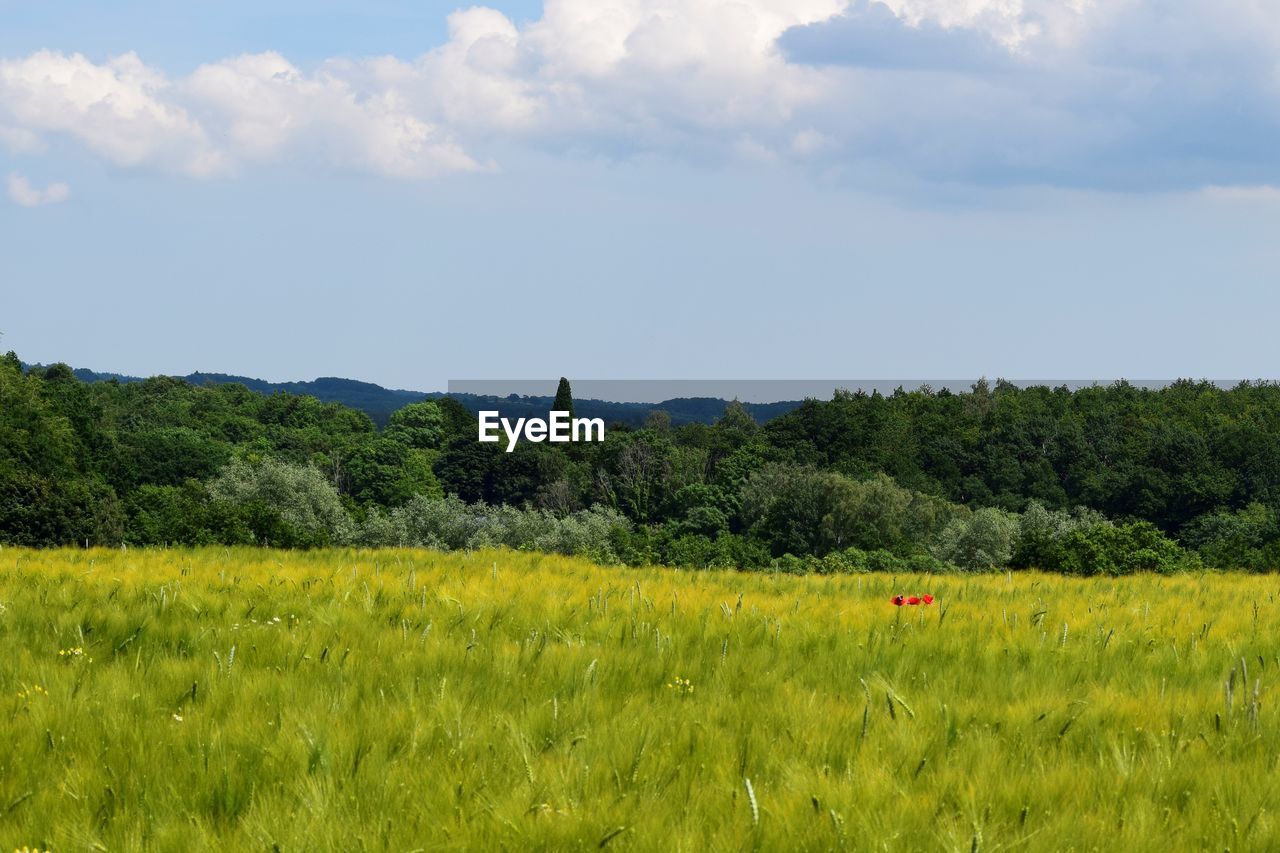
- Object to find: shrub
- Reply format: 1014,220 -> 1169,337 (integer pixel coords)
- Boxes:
1057,521 -> 1188,575
126,482 -> 255,546
742,466 -> 969,558
355,495 -> 632,563
931,507 -> 1019,570
770,553 -> 810,575
866,549 -> 906,573
1013,501 -> 1108,569
209,458 -> 352,546
1181,503 -> 1280,571
906,553 -> 950,574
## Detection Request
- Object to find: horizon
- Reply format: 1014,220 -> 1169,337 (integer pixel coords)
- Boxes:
19,357 -> 1271,405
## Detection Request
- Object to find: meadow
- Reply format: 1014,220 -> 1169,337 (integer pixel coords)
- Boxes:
1,549 -> 1278,851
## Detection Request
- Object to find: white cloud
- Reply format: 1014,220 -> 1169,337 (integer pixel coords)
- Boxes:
0,51 -> 226,176
780,0 -> 1280,189
6,172 -> 70,207
0,123 -> 44,153
0,2 -> 848,182
182,52 -> 483,178
0,0 -> 1278,190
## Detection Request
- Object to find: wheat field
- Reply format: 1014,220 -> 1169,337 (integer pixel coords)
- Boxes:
1,548 -> 1277,851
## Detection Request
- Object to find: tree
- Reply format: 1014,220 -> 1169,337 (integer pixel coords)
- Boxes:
346,436 -> 439,506
385,401 -> 446,450
433,437 -> 498,503
208,458 -> 352,545
931,507 -> 1019,570
645,410 -> 672,432
717,400 -> 757,433
436,396 -> 477,442
552,377 -> 575,419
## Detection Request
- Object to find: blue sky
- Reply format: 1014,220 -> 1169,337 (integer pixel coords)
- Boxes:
2,0 -> 1278,390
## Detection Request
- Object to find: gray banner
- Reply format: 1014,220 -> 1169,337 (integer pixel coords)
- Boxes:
447,379 -> 1250,405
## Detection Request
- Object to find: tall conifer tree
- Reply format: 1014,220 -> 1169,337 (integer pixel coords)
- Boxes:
552,377 -> 575,418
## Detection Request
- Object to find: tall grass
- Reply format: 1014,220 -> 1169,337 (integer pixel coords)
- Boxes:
1,548 -> 1277,851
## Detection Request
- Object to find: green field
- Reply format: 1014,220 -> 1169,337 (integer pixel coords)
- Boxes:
1,549 -> 1277,851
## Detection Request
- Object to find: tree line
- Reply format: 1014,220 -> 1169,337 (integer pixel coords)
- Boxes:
4,353 -> 1280,573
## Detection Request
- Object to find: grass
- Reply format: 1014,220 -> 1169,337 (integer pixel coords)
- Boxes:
1,548 -> 1278,851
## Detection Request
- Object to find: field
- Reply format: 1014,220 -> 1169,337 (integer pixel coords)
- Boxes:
1,550 -> 1278,851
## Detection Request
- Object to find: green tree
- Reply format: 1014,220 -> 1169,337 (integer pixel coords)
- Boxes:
552,377 -> 575,419
345,437 -> 440,506
385,401 -> 446,450
931,507 -> 1019,570
208,458 -> 352,545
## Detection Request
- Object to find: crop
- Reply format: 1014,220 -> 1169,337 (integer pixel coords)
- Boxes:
0,548 -> 1277,851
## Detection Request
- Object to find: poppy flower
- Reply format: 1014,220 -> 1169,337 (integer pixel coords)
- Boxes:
907,596 -> 921,605
891,595 -> 905,606
922,594 -> 934,605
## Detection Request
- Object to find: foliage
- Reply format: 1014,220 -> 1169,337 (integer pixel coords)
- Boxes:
125,482 -> 256,546
931,507 -> 1020,571
552,376 -> 575,419
5,355 -> 1280,572
1012,501 -> 1110,569
208,458 -> 352,546
356,495 -> 631,563
383,401 -> 446,450
1180,503 -> 1280,571
1056,520 -> 1190,576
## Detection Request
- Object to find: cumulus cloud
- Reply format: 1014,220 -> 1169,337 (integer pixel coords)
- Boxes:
777,0 -> 1280,190
780,1 -> 1011,70
0,0 -> 1277,191
7,173 -> 70,207
0,2 -> 846,181
0,51 -> 226,176
182,52 -> 483,178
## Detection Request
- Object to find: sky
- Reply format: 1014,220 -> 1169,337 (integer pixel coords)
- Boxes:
2,0 -> 1279,391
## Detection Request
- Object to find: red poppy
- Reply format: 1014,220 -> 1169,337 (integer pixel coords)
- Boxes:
907,596 -> 921,605
922,594 -> 934,605
891,595 -> 906,606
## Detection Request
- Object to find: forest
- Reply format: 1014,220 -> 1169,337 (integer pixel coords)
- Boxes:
4,351 -> 1280,573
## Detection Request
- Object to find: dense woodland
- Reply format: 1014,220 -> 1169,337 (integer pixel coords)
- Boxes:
5,351 -> 1280,573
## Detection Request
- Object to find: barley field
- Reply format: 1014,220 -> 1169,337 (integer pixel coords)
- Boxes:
1,549 -> 1278,852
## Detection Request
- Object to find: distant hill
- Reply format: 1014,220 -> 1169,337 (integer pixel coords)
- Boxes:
52,367 -> 429,426
24,364 -> 804,428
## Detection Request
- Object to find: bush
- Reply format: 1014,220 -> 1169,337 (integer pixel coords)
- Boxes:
663,534 -> 720,569
1057,521 -> 1188,575
907,553 -> 950,574
866,549 -> 906,573
1013,501 -> 1108,569
209,458 -> 352,546
355,495 -> 632,564
741,466 -> 968,558
838,548 -> 870,572
126,482 -> 256,546
1181,503 -> 1280,571
673,504 -> 731,539
0,471 -> 125,547
931,507 -> 1019,570
770,553 -> 811,575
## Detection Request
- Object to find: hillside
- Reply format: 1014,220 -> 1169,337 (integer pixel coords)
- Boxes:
29,363 -> 804,427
